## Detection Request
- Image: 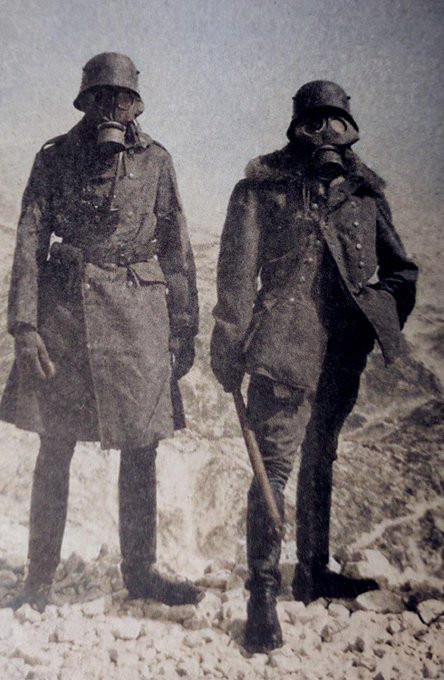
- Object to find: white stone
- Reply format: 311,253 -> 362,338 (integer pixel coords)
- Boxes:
15,604 -> 42,624
176,657 -> 201,677
269,651 -> 303,674
0,607 -> 15,629
400,610 -> 428,635
166,604 -> 196,623
355,589 -> 404,614
353,549 -> 401,586
328,603 -> 350,620
11,644 -> 50,667
54,614 -> 86,643
417,599 -> 444,625
279,600 -> 306,624
195,571 -> 230,589
196,591 -> 222,625
111,617 -> 142,640
81,596 -> 107,617
386,617 -> 402,634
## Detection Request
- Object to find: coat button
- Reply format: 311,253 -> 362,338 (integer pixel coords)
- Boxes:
311,202 -> 319,210
350,201 -> 356,208
305,257 -> 314,264
300,275 -> 306,283
315,239 -> 321,247
84,282 -> 91,290
127,280 -> 134,287
355,243 -> 362,250
128,211 -> 134,217
289,296 -> 295,303
358,260 -> 365,268
128,172 -> 135,179
353,220 -> 359,227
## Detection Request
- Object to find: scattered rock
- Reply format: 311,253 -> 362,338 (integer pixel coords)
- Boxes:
14,604 -> 42,625
111,617 -> 142,640
417,599 -> 444,625
347,549 -> 400,586
195,570 -> 231,589
0,570 -> 17,588
166,604 -> 196,624
11,645 -> 50,667
355,589 -> 405,614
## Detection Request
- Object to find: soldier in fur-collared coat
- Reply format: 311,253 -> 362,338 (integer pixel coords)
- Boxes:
1,53 -> 202,611
211,81 -> 418,653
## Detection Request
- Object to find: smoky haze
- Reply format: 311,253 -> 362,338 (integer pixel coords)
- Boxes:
0,0 -> 443,290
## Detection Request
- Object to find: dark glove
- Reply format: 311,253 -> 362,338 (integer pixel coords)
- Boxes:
15,328 -> 56,380
170,331 -> 195,380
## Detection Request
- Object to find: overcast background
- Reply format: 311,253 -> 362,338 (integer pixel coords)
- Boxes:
0,0 -> 442,272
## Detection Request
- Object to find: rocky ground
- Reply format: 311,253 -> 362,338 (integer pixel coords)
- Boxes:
0,547 -> 443,679
0,240 -> 443,678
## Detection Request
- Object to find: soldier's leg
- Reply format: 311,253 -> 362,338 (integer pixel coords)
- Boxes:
4,433 -> 76,611
293,324 -> 378,602
27,433 -> 77,587
244,375 -> 306,653
119,444 -> 202,605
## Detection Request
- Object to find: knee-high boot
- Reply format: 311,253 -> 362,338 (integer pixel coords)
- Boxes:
27,434 -> 76,588
3,434 -> 76,611
293,436 -> 378,603
119,445 -> 157,583
119,445 -> 202,605
244,480 -> 284,653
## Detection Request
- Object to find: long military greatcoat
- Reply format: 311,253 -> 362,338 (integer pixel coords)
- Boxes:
211,146 -> 417,391
0,120 -> 198,449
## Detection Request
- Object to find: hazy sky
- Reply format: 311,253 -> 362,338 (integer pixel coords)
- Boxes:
1,0 -> 442,252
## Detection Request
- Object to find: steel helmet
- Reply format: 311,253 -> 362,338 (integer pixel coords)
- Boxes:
73,52 -> 142,112
287,80 -> 358,140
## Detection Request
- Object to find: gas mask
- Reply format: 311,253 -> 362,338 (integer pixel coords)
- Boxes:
74,53 -> 145,152
290,109 -> 359,181
81,86 -> 143,153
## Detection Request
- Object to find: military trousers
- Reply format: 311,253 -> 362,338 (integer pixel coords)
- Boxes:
26,434 -> 158,588
246,320 -> 375,590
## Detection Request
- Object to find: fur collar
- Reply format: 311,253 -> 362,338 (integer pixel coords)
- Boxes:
245,145 -> 386,196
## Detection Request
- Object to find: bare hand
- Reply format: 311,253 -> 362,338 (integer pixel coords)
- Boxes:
15,330 -> 56,380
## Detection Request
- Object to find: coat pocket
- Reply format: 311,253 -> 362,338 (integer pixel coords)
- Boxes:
357,286 -> 401,364
244,294 -> 328,389
128,260 -> 166,285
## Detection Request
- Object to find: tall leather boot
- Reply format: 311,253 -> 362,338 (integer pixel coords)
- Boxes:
244,481 -> 284,654
293,438 -> 378,603
119,445 -> 202,606
4,434 -> 76,611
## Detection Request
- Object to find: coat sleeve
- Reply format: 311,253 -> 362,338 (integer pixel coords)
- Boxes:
375,195 -> 418,328
155,154 -> 199,337
210,180 -> 262,389
8,151 -> 53,334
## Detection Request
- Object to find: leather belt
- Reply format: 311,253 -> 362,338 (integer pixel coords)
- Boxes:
50,240 -> 159,267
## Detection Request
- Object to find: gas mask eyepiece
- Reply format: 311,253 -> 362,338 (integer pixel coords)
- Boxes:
290,111 -> 359,180
286,81 -> 360,180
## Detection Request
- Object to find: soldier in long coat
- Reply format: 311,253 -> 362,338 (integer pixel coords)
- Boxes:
211,81 -> 418,653
1,53 -> 202,610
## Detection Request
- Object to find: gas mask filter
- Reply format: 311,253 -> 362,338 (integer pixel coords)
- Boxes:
82,87 -> 143,153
